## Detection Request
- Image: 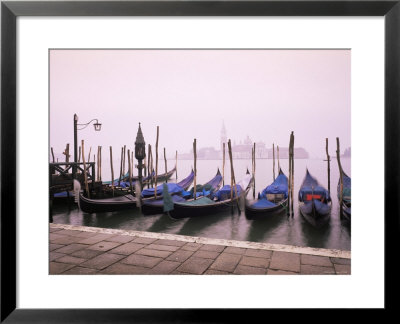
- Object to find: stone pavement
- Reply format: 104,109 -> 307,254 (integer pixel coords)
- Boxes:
49,223 -> 351,275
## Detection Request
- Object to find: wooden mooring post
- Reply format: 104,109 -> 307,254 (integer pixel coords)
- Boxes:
252,142 -> 256,199
110,146 -> 114,195
81,140 -> 90,198
164,147 -> 168,183
227,139 -> 240,213
290,132 -> 295,216
325,138 -> 331,193
193,139 -> 197,200
222,142 -> 225,186
176,150 -> 178,181
128,149 -> 133,194
154,126 -> 159,199
277,145 -> 280,171
336,137 -> 344,218
272,143 -> 276,181
118,147 -> 123,187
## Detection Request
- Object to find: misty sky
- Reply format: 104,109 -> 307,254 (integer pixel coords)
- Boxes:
50,49 -> 350,159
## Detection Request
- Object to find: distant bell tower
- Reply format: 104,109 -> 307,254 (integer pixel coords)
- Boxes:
220,121 -> 227,155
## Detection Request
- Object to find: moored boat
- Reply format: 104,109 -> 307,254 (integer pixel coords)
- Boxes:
338,172 -> 351,221
245,169 -> 288,219
141,169 -> 222,215
168,170 -> 252,219
298,169 -> 332,227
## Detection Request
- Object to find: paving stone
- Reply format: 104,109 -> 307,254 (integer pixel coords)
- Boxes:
70,231 -> 100,238
121,254 -> 163,268
301,255 -> 333,267
109,243 -> 146,255
234,265 -> 267,275
148,261 -> 181,274
49,233 -> 66,241
135,248 -> 173,259
70,249 -> 105,259
154,239 -> 187,247
55,255 -> 87,265
49,243 -> 65,251
177,257 -> 214,274
49,227 -> 63,233
166,250 -> 194,263
49,252 -> 66,261
49,262 -> 75,274
104,235 -> 134,244
132,237 -> 158,244
181,242 -> 203,251
199,244 -> 225,253
192,250 -> 220,260
204,269 -> 230,275
87,241 -> 121,252
170,270 -> 193,275
55,229 -> 86,237
269,251 -> 300,273
53,243 -> 88,254
330,257 -> 351,265
245,249 -> 272,259
100,263 -> 149,274
334,264 -> 351,275
146,244 -> 180,252
51,235 -> 83,245
224,247 -> 246,255
267,269 -> 298,275
78,233 -> 116,245
209,253 -> 242,272
239,256 -> 269,268
301,264 -> 336,275
63,267 -> 99,275
80,253 -> 125,270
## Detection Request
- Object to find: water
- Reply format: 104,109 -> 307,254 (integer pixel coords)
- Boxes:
52,158 -> 351,251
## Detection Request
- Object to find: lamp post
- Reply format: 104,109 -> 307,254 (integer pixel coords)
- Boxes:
73,113 -> 102,177
135,123 -> 146,188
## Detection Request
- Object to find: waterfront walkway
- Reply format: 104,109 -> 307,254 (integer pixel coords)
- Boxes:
50,223 -> 351,275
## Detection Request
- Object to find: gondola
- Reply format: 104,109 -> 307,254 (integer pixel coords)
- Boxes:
141,169 -> 222,215
168,170 -> 252,219
338,172 -> 351,221
78,169 -> 193,214
103,165 -> 176,187
245,169 -> 288,219
298,169 -> 332,227
140,169 -> 194,198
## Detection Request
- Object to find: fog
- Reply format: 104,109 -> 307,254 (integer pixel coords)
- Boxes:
50,49 -> 350,160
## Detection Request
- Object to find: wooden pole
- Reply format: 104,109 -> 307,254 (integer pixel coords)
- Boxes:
118,147 -> 123,187
176,150 -> 178,181
99,146 -> 102,182
87,147 -> 92,163
277,145 -> 280,171
147,144 -> 152,189
51,147 -> 55,163
193,139 -> 197,200
272,143 -> 276,181
147,144 -> 151,179
131,151 -> 134,185
253,142 -> 256,199
81,140 -> 90,198
290,132 -> 295,216
122,145 -> 126,178
150,146 -> 154,188
154,126 -> 159,199
228,139 -> 240,212
164,147 -> 168,183
97,146 -> 100,181
287,135 -> 292,216
326,138 -> 331,193
336,137 -> 344,218
128,149 -> 133,194
222,142 -> 225,186
110,146 -> 114,195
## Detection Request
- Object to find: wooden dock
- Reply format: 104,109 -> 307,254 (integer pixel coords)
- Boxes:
50,223 -> 350,275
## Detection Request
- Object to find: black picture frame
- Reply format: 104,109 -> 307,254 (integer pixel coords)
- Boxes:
1,0 -> 398,322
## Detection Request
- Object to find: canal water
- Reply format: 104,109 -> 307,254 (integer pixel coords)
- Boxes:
52,157 -> 351,251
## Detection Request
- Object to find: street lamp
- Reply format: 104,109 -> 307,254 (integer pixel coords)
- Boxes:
135,122 -> 146,187
73,113 -> 102,163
